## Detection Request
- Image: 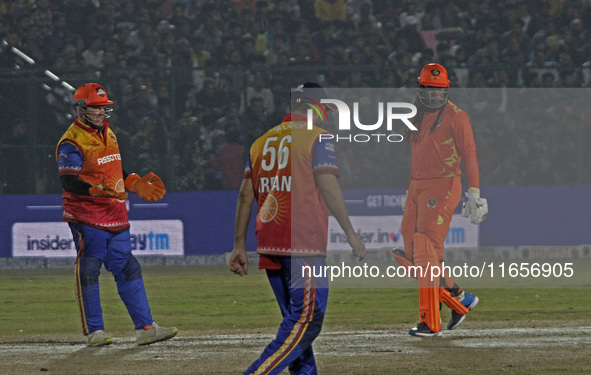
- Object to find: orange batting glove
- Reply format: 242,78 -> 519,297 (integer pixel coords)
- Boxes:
125,172 -> 166,201
89,176 -> 128,200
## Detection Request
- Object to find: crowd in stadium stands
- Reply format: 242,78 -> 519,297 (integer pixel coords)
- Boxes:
1,0 -> 590,193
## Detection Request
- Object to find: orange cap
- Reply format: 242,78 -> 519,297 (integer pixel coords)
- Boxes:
73,83 -> 114,106
418,63 -> 450,87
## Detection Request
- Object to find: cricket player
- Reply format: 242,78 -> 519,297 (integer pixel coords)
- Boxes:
394,64 -> 488,337
56,83 -> 177,346
229,82 -> 366,374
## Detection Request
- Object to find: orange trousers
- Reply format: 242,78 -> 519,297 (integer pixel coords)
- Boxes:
401,177 -> 461,261
400,177 -> 467,331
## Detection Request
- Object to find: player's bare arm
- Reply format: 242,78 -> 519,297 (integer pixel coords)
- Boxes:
229,178 -> 255,276
315,173 -> 366,260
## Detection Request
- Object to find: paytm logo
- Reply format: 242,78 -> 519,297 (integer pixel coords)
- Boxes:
131,232 -> 170,251
445,227 -> 465,245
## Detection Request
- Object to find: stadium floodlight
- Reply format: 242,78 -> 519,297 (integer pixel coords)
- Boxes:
11,46 -> 35,64
61,81 -> 76,91
44,70 -> 60,81
2,38 -> 81,110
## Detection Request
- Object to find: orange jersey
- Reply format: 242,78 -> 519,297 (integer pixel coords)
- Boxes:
56,119 -> 128,230
409,101 -> 479,189
245,113 -> 339,257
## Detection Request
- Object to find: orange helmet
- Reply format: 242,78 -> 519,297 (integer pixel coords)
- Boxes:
73,83 -> 114,107
418,63 -> 450,87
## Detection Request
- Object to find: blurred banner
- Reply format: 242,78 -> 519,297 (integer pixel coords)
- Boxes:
1,186 -> 590,258
327,214 -> 478,251
12,220 -> 184,257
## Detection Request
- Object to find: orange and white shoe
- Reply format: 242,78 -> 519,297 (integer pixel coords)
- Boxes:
136,322 -> 178,346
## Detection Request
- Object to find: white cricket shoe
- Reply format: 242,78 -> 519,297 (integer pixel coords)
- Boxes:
87,330 -> 113,347
136,322 -> 178,346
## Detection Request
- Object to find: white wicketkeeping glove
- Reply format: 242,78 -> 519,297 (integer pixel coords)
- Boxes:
401,190 -> 408,213
461,188 -> 488,224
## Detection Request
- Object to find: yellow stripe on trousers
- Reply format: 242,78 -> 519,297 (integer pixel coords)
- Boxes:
74,231 -> 89,335
253,274 -> 316,375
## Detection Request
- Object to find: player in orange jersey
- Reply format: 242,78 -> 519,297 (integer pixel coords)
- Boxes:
393,64 -> 488,337
57,83 -> 177,346
229,82 -> 366,374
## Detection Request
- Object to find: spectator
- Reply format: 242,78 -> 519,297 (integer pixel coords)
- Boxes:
400,15 -> 426,54
351,1 -> 377,32
380,22 -> 401,55
399,2 -> 423,30
541,71 -> 555,88
239,35 -> 258,66
129,19 -> 155,56
0,118 -> 28,193
175,114 -> 211,191
314,0 -> 347,23
193,14 -> 223,53
194,78 -> 224,120
191,36 -> 211,67
274,0 -> 301,21
81,35 -> 105,68
288,33 -> 319,64
215,105 -> 243,134
128,115 -> 163,176
211,128 -> 246,190
244,72 -> 275,114
169,37 -> 201,115
263,31 -> 289,66
242,97 -> 270,146
311,21 -> 337,52
44,13 -> 73,63
216,74 -> 242,110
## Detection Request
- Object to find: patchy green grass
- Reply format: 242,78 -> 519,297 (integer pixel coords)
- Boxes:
0,264 -> 589,338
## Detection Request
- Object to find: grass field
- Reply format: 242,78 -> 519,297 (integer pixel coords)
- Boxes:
1,264 -> 590,374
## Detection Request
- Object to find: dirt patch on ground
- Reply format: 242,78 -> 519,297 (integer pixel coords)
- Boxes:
1,321 -> 590,374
